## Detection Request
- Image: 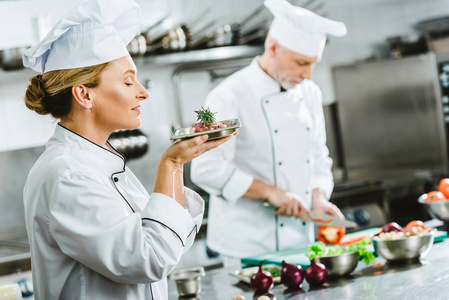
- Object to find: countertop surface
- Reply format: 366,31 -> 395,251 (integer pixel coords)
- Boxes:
168,238 -> 449,300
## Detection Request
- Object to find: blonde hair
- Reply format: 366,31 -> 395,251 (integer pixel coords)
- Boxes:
24,63 -> 109,118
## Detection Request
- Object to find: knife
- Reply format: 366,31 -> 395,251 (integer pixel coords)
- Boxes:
263,202 -> 358,228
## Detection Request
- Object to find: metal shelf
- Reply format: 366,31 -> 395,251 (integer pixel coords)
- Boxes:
134,45 -> 264,67
0,45 -> 264,80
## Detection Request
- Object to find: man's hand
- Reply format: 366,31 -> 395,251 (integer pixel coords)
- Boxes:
266,188 -> 307,219
311,188 -> 345,219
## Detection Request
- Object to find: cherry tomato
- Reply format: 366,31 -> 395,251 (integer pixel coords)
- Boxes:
404,220 -> 426,233
439,179 -> 449,198
424,191 -> 446,203
317,226 -> 345,245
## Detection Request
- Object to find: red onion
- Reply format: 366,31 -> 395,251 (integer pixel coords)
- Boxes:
382,222 -> 403,233
305,259 -> 328,287
250,262 -> 274,293
281,260 -> 304,289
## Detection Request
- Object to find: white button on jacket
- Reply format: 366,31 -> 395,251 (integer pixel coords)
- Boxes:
191,58 -> 333,258
23,124 -> 204,300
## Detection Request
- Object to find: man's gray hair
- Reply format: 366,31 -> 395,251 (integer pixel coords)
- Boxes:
264,35 -> 285,51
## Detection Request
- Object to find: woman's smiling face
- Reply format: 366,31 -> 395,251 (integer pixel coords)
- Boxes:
90,56 -> 149,132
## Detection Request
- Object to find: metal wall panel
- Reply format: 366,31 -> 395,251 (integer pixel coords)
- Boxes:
333,53 -> 448,179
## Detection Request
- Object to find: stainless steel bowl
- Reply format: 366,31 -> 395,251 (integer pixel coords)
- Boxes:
168,266 -> 205,297
372,230 -> 435,262
315,252 -> 359,277
418,194 -> 449,222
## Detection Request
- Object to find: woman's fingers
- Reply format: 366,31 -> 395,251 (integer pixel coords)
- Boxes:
167,132 -> 237,165
201,133 -> 236,151
186,132 -> 236,158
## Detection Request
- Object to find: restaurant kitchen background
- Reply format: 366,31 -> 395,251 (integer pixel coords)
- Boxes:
2,0 -> 449,272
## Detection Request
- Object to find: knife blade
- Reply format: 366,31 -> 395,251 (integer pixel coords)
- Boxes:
263,202 -> 358,228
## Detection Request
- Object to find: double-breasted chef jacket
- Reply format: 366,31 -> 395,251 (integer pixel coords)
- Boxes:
23,124 -> 204,300
191,57 -> 333,258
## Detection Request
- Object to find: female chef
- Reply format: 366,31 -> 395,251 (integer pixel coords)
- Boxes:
21,0 -> 233,299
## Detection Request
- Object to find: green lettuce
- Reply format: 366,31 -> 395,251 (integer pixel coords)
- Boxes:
307,238 -> 376,265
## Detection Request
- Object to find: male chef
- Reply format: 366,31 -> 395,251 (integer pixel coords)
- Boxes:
191,0 -> 347,266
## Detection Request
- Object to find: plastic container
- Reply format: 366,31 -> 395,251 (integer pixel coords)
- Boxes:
0,283 -> 22,300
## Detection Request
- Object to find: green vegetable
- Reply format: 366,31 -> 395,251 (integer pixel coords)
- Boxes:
307,238 -> 376,265
348,237 -> 376,265
248,267 -> 281,279
194,106 -> 216,125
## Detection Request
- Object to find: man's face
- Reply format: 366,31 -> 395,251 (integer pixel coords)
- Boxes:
272,46 -> 320,90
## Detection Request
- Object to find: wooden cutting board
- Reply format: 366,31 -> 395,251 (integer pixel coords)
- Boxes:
240,228 -> 448,268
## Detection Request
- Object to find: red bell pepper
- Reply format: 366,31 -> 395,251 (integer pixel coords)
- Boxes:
316,226 -> 346,245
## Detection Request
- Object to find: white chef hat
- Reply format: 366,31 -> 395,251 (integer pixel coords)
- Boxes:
264,0 -> 347,57
23,0 -> 140,74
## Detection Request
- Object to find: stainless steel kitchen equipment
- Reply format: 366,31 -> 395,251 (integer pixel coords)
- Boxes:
107,129 -> 149,160
263,202 -> 358,228
418,195 -> 449,222
168,266 -> 205,297
333,52 -> 448,179
170,118 -> 241,141
332,52 -> 449,224
126,35 -> 146,57
316,252 -> 359,277
386,35 -> 428,58
0,47 -> 28,71
416,16 -> 449,54
417,16 -> 449,40
189,5 -> 268,50
372,229 -> 435,262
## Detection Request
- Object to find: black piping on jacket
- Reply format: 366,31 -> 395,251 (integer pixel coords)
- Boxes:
57,124 -> 135,213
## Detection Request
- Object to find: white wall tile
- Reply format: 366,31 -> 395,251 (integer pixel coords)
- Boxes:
0,94 -> 8,152
2,92 -> 55,151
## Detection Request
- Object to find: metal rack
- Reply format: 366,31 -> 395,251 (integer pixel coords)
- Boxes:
133,45 -> 263,68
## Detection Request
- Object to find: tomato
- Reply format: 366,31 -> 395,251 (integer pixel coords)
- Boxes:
439,178 -> 449,198
404,220 -> 426,233
424,191 -> 446,203
317,226 -> 345,245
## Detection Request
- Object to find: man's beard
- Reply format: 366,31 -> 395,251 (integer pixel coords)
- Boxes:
279,78 -> 302,90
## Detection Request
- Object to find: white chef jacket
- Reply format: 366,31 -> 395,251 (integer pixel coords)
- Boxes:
23,124 -> 204,300
191,58 -> 333,258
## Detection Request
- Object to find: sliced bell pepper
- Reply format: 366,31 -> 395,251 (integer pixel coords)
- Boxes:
339,234 -> 369,246
305,211 -> 333,225
317,225 -> 346,245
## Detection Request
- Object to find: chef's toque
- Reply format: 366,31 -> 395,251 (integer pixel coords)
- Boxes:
264,0 -> 347,57
23,0 -> 141,74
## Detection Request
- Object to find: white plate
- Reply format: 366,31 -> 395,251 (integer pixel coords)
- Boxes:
229,264 -> 281,284
170,119 -> 242,141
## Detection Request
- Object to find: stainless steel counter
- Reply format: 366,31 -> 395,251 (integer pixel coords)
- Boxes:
168,238 -> 449,299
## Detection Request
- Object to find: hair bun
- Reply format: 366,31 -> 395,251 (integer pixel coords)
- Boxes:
24,74 -> 50,115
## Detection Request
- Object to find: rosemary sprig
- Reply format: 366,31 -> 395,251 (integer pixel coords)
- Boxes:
194,106 -> 217,125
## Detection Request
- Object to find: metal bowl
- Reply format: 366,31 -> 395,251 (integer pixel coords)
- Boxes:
418,194 -> 449,222
168,266 -> 205,297
372,230 -> 435,262
315,252 -> 359,277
